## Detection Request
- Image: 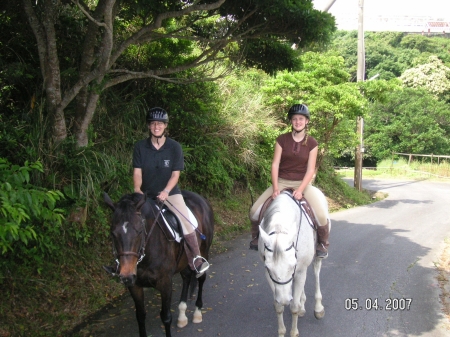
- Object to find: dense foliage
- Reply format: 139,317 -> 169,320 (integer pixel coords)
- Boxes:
365,88 -> 450,159
332,31 -> 450,163
0,159 -> 64,258
15,0 -> 336,147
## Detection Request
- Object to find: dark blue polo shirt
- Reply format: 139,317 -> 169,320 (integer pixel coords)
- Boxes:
132,137 -> 184,198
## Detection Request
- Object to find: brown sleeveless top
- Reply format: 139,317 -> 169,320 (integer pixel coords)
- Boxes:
276,133 -> 318,181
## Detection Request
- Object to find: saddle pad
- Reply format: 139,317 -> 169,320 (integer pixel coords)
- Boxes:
159,207 -> 198,243
260,190 -> 318,229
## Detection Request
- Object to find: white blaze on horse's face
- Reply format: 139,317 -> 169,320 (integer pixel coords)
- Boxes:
260,226 -> 297,305
122,221 -> 129,234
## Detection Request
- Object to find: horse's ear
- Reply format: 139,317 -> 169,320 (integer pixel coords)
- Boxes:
103,192 -> 115,212
136,193 -> 146,211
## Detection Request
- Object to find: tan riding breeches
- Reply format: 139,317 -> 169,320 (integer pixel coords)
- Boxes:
164,193 -> 194,235
249,178 -> 329,227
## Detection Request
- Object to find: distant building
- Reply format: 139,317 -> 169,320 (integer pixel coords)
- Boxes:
423,21 -> 450,35
336,15 -> 450,34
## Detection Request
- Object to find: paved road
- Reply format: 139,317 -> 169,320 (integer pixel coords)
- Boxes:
73,179 -> 450,337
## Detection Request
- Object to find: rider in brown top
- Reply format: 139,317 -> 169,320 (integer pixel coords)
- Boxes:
248,104 -> 330,258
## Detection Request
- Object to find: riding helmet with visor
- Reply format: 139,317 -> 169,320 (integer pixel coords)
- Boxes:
146,107 -> 169,123
288,104 -> 310,120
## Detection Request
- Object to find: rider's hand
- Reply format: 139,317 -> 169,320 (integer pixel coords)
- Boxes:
157,190 -> 169,202
293,189 -> 303,200
272,189 -> 280,199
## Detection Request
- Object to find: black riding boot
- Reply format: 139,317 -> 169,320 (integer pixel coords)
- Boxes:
249,219 -> 259,251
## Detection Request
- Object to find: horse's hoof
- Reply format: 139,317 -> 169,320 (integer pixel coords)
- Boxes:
192,308 -> 202,323
298,310 -> 306,317
177,318 -> 188,328
314,309 -> 325,319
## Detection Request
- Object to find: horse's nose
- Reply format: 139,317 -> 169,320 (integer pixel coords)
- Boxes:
120,274 -> 137,286
275,290 -> 293,306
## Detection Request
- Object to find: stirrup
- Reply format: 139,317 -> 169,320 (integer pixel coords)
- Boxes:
193,256 -> 210,277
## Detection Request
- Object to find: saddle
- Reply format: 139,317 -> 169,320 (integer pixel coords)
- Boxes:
155,204 -> 198,242
258,188 -> 319,230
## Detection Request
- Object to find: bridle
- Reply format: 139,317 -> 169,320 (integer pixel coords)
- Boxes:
263,196 -> 306,286
264,232 -> 298,285
110,201 -> 164,273
113,214 -> 147,258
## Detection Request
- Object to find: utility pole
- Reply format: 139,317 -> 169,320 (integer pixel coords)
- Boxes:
354,0 -> 365,191
322,0 -> 337,12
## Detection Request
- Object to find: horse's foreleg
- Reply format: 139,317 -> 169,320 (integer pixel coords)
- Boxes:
193,272 -> 206,323
177,269 -> 191,328
274,302 -> 287,337
290,269 -> 307,337
128,286 -> 147,337
158,282 -> 174,337
313,257 -> 325,319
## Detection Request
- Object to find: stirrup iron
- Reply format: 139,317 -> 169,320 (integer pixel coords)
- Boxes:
193,255 -> 210,274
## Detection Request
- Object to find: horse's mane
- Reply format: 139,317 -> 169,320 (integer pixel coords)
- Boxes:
114,193 -> 153,223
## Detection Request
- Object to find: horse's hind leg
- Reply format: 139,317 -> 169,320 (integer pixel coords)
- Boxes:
313,257 -> 325,319
177,268 -> 191,328
193,271 -> 206,323
128,286 -> 147,337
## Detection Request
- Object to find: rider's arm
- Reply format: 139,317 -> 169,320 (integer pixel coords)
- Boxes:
133,168 -> 143,194
296,145 -> 318,195
157,170 -> 180,201
271,142 -> 282,198
164,170 -> 180,194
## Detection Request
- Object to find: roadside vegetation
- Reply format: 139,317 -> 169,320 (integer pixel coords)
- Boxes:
337,158 -> 450,180
2,2 -> 450,336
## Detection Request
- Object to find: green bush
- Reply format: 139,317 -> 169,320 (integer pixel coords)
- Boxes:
0,158 -> 65,260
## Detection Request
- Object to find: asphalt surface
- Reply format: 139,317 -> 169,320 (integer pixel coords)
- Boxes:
73,178 -> 450,337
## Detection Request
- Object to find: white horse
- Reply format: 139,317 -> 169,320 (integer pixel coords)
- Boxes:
258,191 -> 329,337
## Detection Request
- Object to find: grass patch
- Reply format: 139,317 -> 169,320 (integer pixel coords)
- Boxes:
337,158 -> 450,180
436,237 -> 450,329
0,240 -> 126,337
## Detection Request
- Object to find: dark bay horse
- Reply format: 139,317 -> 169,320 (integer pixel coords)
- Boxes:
103,191 -> 214,337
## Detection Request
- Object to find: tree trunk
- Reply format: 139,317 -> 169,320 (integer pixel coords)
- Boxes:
75,91 -> 101,147
22,0 -> 67,142
73,0 -> 109,147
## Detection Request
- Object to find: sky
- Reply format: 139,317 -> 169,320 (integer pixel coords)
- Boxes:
313,0 -> 450,31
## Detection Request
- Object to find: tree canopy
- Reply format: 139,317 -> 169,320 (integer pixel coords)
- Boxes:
364,88 -> 450,160
400,55 -> 450,102
18,0 -> 335,147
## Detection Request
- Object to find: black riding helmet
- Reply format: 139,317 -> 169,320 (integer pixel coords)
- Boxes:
146,107 -> 169,123
287,104 -> 310,120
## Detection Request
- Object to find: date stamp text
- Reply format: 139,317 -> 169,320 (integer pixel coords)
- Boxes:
345,298 -> 412,311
